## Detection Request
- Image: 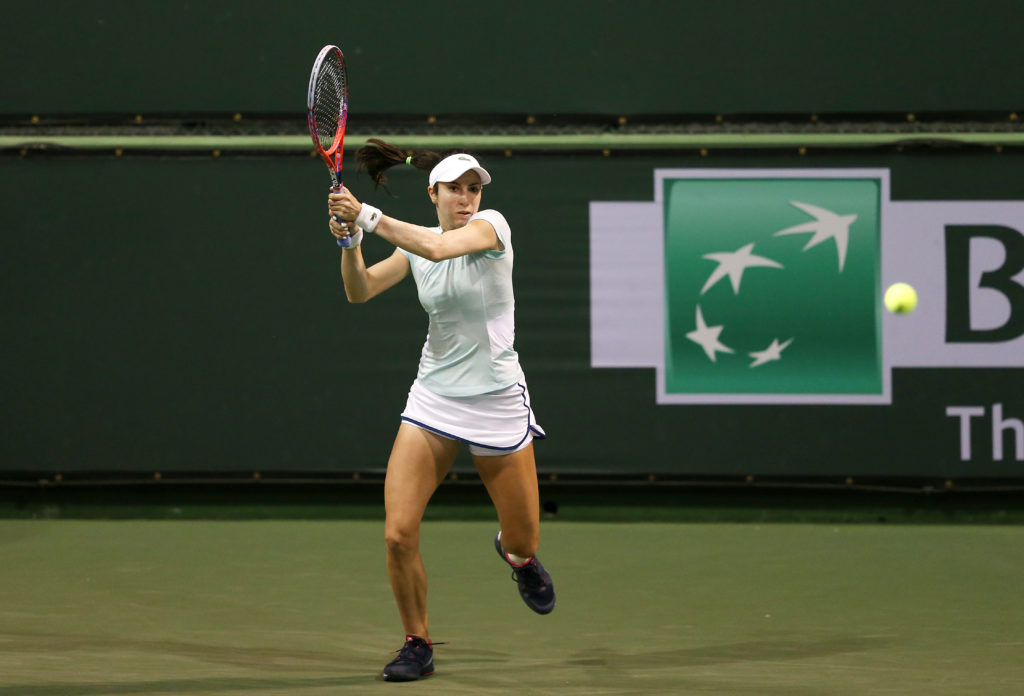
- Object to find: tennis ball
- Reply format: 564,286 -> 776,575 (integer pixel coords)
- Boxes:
884,282 -> 918,314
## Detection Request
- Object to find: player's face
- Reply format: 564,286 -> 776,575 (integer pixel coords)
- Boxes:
429,170 -> 483,231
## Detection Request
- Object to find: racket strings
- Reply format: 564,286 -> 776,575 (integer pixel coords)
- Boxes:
312,56 -> 347,151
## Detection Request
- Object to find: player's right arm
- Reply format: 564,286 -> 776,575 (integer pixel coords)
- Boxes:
341,246 -> 410,304
333,218 -> 410,303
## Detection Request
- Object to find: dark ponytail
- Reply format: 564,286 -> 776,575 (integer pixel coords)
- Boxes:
355,137 -> 477,192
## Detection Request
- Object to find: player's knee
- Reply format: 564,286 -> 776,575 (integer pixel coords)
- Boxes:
384,525 -> 419,557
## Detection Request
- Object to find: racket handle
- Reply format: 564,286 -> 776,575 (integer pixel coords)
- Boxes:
331,184 -> 354,248
335,217 -> 354,248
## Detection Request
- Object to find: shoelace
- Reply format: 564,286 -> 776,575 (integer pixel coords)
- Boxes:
391,638 -> 447,660
511,562 -> 545,591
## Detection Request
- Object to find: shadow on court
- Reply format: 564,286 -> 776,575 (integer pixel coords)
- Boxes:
0,631 -> 343,671
0,677 -> 368,696
565,633 -> 892,668
0,631 -> 376,695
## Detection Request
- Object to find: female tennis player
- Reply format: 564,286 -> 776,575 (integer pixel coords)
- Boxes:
327,139 -> 554,682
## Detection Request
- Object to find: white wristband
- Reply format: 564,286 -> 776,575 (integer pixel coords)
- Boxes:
355,204 -> 383,233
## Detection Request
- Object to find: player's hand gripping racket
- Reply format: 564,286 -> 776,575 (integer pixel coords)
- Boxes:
306,45 -> 352,247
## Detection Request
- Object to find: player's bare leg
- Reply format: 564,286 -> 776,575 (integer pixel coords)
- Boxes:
475,444 -> 555,614
383,424 -> 458,639
474,444 -> 540,557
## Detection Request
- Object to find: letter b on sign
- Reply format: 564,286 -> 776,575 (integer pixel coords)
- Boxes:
945,225 -> 1024,343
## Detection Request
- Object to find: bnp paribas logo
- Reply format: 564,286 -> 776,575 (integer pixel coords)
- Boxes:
590,168 -> 1023,405
664,177 -> 882,398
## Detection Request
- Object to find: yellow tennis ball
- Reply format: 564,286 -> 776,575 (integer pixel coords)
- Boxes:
884,282 -> 918,314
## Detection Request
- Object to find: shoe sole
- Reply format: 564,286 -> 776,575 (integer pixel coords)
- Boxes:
381,665 -> 433,681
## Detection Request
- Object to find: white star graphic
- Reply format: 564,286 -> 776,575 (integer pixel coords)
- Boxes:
686,306 -> 734,363
701,243 -> 783,294
748,338 -> 793,368
773,201 -> 857,271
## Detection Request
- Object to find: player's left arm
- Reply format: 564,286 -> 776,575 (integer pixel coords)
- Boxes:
329,189 -> 502,261
374,216 -> 501,261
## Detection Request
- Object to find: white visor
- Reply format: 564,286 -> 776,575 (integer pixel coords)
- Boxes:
428,154 -> 492,187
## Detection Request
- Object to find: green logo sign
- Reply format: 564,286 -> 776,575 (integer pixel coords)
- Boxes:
664,177 -> 882,396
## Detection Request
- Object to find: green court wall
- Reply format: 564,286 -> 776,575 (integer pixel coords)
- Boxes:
2,151 -> 1022,478
2,1 -> 1023,116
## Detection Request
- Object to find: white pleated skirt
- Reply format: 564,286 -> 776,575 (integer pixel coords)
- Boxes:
400,379 -> 546,456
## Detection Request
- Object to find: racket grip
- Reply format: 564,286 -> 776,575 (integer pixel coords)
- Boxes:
330,184 -> 354,248
335,217 -> 354,248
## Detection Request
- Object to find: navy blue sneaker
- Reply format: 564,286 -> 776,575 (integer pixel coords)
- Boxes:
381,635 -> 434,681
494,532 -> 556,615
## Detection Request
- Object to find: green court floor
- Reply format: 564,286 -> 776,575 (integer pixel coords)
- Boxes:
1,519 -> 1022,695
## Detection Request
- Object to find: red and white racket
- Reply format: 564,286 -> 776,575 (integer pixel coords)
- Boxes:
306,45 -> 352,247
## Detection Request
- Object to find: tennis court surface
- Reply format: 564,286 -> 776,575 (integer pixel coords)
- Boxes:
2,518 -> 1022,695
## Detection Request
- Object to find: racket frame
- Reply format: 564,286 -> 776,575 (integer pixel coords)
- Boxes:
306,45 -> 352,246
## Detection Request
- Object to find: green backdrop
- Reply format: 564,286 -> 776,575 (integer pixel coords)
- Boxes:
2,0 -> 1023,116
2,150 -> 1022,477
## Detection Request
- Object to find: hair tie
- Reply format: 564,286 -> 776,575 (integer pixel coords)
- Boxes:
405,155 -> 413,166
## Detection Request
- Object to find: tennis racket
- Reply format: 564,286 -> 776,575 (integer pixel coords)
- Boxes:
306,45 -> 352,247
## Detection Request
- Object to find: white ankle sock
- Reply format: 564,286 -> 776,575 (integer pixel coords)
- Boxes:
506,551 -> 532,565
497,532 -> 532,565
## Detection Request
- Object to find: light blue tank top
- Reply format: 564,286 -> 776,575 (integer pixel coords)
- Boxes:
400,209 -> 523,396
